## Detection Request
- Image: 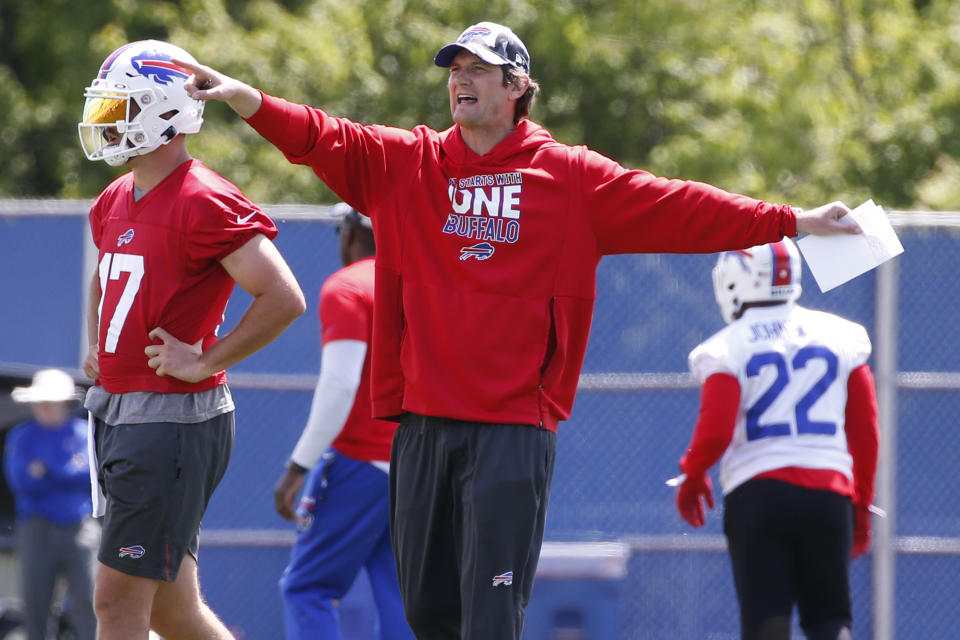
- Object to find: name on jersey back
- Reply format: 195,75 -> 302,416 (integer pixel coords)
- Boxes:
748,319 -> 807,343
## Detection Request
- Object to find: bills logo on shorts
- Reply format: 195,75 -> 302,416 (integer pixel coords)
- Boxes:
117,228 -> 135,247
460,242 -> 495,261
119,545 -> 146,559
492,571 -> 513,587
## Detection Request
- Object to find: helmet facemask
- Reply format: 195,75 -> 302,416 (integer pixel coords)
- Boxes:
80,87 -> 160,166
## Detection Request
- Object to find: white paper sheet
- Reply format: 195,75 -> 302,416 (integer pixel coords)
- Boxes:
796,200 -> 904,292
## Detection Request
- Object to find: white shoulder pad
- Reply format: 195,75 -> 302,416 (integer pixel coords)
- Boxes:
842,320 -> 872,368
688,331 -> 737,384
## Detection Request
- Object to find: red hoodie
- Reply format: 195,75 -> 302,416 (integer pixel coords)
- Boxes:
246,94 -> 796,431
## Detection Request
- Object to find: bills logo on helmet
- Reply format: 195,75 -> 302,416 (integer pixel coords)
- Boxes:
130,50 -> 189,85
119,545 -> 145,559
460,242 -> 495,261
117,228 -> 135,247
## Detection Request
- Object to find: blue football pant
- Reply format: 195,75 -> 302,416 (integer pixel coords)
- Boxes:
280,450 -> 413,640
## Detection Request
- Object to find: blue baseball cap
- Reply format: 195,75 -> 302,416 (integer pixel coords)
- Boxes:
434,22 -> 531,74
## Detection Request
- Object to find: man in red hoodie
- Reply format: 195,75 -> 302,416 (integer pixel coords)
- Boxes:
175,21 -> 858,639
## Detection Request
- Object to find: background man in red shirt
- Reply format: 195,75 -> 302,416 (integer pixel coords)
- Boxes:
175,21 -> 858,639
79,40 -> 305,640
272,204 -> 412,640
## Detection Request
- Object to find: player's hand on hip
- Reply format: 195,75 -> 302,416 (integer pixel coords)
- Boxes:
173,57 -> 263,119
795,201 -> 859,236
851,503 -> 872,558
82,346 -> 99,379
676,474 -> 714,528
273,468 -> 306,521
145,327 -> 210,383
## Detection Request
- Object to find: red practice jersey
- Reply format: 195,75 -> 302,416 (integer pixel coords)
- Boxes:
321,258 -> 397,462
89,159 -> 278,393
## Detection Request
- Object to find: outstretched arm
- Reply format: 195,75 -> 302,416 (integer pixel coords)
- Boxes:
583,152 -> 860,257
175,55 -> 421,217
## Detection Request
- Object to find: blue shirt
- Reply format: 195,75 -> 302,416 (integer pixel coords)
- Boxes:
3,417 -> 91,524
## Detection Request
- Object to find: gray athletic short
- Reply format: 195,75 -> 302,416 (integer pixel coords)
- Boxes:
94,412 -> 234,581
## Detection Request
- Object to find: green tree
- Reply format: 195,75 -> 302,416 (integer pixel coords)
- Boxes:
1,0 -> 958,209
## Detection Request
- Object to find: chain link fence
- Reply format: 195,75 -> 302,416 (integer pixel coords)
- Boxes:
1,200 -> 958,638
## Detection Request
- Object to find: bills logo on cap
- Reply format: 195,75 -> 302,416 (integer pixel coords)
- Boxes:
131,50 -> 189,85
458,27 -> 491,42
117,228 -> 135,247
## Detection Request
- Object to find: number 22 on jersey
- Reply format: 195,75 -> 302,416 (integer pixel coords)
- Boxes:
745,346 -> 839,441
98,252 -> 144,354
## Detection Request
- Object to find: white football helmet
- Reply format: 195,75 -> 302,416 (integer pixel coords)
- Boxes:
78,40 -> 204,166
712,237 -> 802,323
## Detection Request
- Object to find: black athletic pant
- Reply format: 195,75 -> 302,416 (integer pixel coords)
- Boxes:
389,413 -> 556,640
723,478 -> 854,640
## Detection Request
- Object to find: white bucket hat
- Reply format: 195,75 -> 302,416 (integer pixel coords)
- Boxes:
11,369 -> 82,403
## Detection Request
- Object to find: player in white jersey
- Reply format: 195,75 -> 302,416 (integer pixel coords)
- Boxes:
675,238 -> 879,640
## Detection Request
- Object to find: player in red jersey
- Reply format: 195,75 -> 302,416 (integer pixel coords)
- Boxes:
176,22 -> 859,639
272,204 -> 412,640
78,40 -> 305,640
675,238 -> 880,639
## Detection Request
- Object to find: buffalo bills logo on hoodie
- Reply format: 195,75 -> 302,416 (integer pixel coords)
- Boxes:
459,242 -> 496,260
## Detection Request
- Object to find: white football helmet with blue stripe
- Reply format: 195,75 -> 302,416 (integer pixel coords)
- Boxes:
712,237 -> 802,324
79,40 -> 204,166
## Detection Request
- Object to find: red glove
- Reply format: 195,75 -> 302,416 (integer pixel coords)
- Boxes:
852,504 -> 871,558
676,474 -> 714,528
